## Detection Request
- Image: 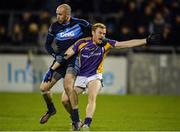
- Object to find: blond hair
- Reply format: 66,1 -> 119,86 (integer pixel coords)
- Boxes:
92,23 -> 106,31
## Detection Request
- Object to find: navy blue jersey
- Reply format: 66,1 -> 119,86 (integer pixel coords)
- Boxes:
45,17 -> 91,56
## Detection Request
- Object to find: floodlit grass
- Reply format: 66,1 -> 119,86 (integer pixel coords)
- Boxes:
0,92 -> 180,131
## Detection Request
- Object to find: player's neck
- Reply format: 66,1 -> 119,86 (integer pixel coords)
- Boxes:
92,37 -> 99,45
61,17 -> 71,25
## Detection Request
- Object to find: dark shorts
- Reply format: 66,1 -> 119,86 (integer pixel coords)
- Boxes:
51,55 -> 79,80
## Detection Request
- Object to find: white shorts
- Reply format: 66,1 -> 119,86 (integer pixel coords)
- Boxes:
74,74 -> 103,89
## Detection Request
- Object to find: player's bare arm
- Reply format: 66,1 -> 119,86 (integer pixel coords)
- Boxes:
50,45 -> 75,71
114,39 -> 146,48
64,45 -> 75,59
43,45 -> 75,82
114,33 -> 161,49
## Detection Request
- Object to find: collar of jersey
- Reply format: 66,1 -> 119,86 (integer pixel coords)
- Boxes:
62,21 -> 70,26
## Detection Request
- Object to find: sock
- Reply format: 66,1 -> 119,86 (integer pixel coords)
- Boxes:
43,93 -> 52,104
42,93 -> 55,112
72,109 -> 80,123
84,117 -> 92,127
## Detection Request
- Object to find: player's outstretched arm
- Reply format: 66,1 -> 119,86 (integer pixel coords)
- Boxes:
114,33 -> 161,49
64,45 -> 75,60
51,45 -> 75,70
43,46 -> 75,82
114,39 -> 146,48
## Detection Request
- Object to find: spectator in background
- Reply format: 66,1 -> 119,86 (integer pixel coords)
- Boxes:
149,12 -> 166,34
0,24 -> 7,43
39,10 -> 51,26
105,17 -> 117,39
124,1 -> 138,30
21,11 -> 33,43
149,12 -> 168,46
172,14 -> 180,46
38,24 -> 48,47
119,24 -> 133,41
0,0 -> 179,47
136,0 -> 146,12
170,0 -> 179,14
99,0 -> 120,13
139,5 -> 154,27
11,23 -> 23,45
163,24 -> 173,46
26,23 -> 39,44
136,24 -> 149,39
71,0 -> 83,17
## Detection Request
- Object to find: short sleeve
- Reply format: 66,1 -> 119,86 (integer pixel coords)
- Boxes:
72,40 -> 84,54
104,39 -> 116,52
108,39 -> 116,47
72,38 -> 89,54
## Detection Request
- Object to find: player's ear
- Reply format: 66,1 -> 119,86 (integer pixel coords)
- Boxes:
92,31 -> 95,36
66,15 -> 69,20
66,13 -> 70,20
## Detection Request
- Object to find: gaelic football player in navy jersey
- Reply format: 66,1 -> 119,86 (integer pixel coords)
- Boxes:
49,23 -> 160,130
39,4 -> 91,130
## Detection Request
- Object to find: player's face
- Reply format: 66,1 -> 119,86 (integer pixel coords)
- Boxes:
92,27 -> 106,44
56,7 -> 69,24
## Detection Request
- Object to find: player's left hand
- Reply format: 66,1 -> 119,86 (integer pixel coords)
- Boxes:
146,33 -> 162,45
43,68 -> 54,82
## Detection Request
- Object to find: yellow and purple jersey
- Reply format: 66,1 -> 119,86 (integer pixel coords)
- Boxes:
72,37 -> 116,77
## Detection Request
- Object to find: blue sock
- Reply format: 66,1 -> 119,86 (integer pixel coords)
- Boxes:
84,117 -> 92,126
72,109 -> 80,123
48,103 -> 56,113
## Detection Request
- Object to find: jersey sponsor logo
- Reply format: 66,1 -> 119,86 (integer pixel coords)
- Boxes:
84,47 -> 96,51
81,52 -> 101,58
60,31 -> 74,37
55,24 -> 83,41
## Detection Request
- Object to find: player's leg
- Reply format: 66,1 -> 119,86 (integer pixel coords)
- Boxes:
83,79 -> 102,128
61,87 -> 84,130
63,67 -> 78,106
39,62 -> 64,124
63,69 -> 77,109
61,87 -> 83,116
39,76 -> 58,124
63,70 -> 80,130
63,56 -> 81,130
61,91 -> 72,115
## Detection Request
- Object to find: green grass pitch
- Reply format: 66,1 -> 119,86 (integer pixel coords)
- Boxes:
0,92 -> 180,131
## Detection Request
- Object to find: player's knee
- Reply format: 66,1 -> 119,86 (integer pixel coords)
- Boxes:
61,97 -> 70,106
64,77 -> 74,93
61,99 -> 70,106
40,82 -> 51,92
40,84 -> 50,95
61,91 -> 69,103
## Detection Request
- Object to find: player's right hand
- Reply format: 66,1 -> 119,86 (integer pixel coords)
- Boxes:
55,54 -> 67,64
55,54 -> 64,63
43,68 -> 54,82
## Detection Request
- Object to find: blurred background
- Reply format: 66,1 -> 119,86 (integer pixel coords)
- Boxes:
0,0 -> 180,95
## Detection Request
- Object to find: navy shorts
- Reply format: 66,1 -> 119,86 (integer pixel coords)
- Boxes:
51,55 -> 79,80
